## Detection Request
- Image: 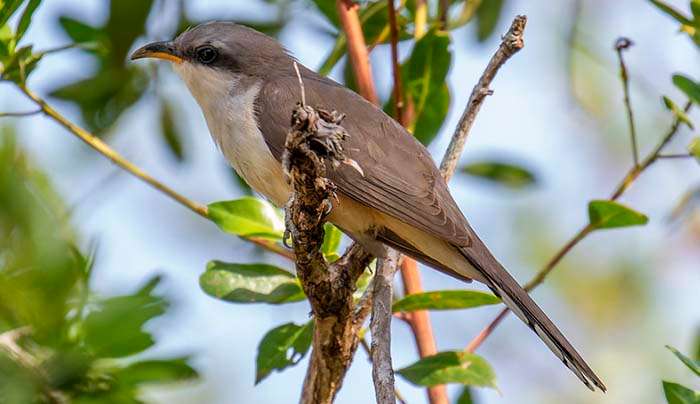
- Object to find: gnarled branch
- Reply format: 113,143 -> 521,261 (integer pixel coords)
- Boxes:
283,102 -> 373,404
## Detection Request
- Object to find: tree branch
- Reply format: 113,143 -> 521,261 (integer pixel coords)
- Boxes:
376,1 -> 448,402
283,101 -> 374,404
370,249 -> 401,404
14,84 -> 292,259
0,327 -> 67,403
336,0 -> 379,105
465,101 -> 693,352
439,15 -> 527,179
0,108 -> 41,118
615,37 -> 640,168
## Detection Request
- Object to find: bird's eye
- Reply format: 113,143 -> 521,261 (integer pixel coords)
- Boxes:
196,46 -> 218,64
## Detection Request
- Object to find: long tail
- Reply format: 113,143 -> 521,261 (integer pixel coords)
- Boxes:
458,240 -> 607,392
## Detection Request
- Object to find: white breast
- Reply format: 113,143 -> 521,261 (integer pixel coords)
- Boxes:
173,62 -> 290,207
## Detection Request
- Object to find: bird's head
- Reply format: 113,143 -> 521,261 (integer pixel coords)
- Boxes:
131,22 -> 291,105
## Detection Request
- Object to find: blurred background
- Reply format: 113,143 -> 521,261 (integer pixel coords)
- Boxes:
1,0 -> 699,403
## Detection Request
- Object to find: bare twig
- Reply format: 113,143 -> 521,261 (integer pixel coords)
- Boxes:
657,153 -> 693,159
438,0 -> 450,30
18,84 -> 207,217
370,249 -> 401,404
0,108 -> 41,117
0,327 -> 67,403
387,0 -> 405,125
615,37 -> 640,167
439,15 -> 527,179
360,337 -> 408,404
14,84 -> 293,259
465,101 -> 693,352
336,0 -> 379,105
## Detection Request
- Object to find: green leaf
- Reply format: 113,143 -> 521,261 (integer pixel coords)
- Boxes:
588,200 -> 649,230
663,96 -> 694,128
397,351 -> 497,388
0,0 -> 24,27
0,44 -> 41,82
49,67 -> 148,133
663,381 -> 700,404
667,346 -> 700,377
475,0 -> 505,42
649,0 -> 694,26
689,137 -> 700,163
200,261 -> 305,304
58,16 -> 108,56
117,358 -> 198,386
255,321 -> 314,384
160,100 -> 185,161
310,0 -> 341,29
83,275 -> 168,358
401,29 -> 452,145
322,223 -> 342,258
392,290 -> 500,313
693,0 -> 700,19
0,23 -> 14,60
673,74 -> 700,104
104,0 -> 154,64
207,197 -> 285,240
462,160 -> 537,188
457,387 -> 475,404
15,0 -> 39,41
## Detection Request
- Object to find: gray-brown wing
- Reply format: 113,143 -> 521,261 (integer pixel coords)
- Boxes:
254,69 -> 606,391
255,70 -> 471,247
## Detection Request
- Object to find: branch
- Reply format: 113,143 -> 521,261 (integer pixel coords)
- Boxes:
360,337 -> 408,404
336,0 -> 379,104
387,0 -> 405,125
438,0 -> 450,30
370,249 -> 401,404
439,15 -> 527,179
283,100 -> 374,404
379,2 -> 448,402
466,101 -> 693,352
0,327 -> 67,403
0,108 -> 41,118
14,84 -> 293,259
615,37 -> 640,167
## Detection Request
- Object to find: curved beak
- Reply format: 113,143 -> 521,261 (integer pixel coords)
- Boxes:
130,41 -> 183,63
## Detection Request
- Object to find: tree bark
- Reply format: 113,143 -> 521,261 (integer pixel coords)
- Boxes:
282,103 -> 373,404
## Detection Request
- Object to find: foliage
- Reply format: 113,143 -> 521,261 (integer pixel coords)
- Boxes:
392,290 -> 500,313
207,197 -> 286,240
662,346 -> 700,404
200,261 -> 305,304
255,321 -> 313,384
587,200 -> 649,230
461,159 -> 537,188
396,351 -> 496,388
0,128 -> 197,402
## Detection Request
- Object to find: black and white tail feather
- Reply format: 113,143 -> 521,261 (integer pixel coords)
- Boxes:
459,242 -> 607,392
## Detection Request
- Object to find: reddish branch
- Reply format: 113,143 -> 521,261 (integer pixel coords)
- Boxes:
336,0 -> 379,105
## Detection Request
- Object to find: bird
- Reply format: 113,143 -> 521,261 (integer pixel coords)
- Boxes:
131,21 -> 606,392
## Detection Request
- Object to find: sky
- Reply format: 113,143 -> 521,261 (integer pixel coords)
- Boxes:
2,0 -> 699,403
